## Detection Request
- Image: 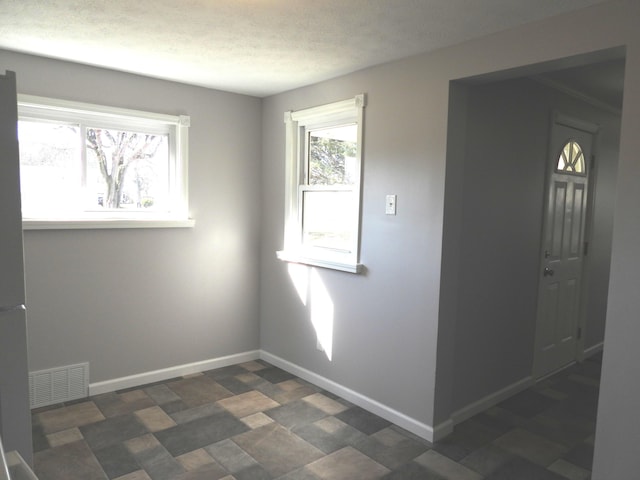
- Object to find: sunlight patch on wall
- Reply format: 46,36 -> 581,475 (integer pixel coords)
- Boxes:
286,263 -> 334,360
287,262 -> 309,305
310,269 -> 334,361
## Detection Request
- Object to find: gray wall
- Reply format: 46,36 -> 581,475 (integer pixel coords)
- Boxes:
260,67 -> 450,427
260,1 -> 640,476
593,5 -> 640,474
448,77 -> 620,412
0,50 -> 262,383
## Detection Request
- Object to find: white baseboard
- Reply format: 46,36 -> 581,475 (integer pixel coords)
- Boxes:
584,341 -> 604,358
450,376 -> 534,426
88,348 -> 590,444
89,348 -> 438,442
259,350 -> 436,443
432,418 -> 454,442
448,344 -> 604,428
89,350 -> 260,396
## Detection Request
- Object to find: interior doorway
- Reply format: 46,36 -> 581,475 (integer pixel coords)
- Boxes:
442,50 -> 625,432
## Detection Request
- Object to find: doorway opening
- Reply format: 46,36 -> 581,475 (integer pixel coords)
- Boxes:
440,48 -> 626,472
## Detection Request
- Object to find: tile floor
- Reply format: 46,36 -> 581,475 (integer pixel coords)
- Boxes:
31,355 -> 601,479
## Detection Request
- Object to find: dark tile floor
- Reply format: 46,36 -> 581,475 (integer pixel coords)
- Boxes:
31,355 -> 601,479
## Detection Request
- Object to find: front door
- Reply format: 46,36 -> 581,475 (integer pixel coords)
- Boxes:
533,115 -> 596,378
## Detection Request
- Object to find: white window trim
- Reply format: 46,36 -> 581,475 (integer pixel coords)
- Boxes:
22,218 -> 195,230
277,94 -> 366,274
17,94 -> 193,230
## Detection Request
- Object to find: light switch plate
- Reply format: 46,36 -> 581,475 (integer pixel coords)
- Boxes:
386,194 -> 397,215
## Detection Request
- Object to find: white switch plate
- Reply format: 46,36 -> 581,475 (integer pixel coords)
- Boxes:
386,194 -> 397,215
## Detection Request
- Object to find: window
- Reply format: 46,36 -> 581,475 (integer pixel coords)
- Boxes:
277,94 -> 366,273
17,95 -> 192,229
556,140 -> 586,175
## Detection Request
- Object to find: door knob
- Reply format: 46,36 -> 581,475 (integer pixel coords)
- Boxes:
544,267 -> 554,277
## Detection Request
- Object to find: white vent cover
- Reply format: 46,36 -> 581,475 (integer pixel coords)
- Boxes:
29,363 -> 89,409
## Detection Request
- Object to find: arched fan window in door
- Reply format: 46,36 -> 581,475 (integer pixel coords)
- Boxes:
556,140 -> 586,175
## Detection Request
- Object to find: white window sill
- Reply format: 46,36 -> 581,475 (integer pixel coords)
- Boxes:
23,218 -> 196,230
276,250 -> 363,274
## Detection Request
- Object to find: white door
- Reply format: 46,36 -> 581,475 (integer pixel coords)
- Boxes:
533,115 -> 596,378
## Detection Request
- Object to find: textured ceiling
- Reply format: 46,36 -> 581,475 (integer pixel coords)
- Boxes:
0,0 -> 610,97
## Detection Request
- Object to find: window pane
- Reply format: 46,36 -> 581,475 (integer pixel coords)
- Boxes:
308,124 -> 357,186
574,152 -> 585,173
302,190 -> 355,252
557,140 -> 585,175
85,128 -> 170,211
18,120 -> 81,216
